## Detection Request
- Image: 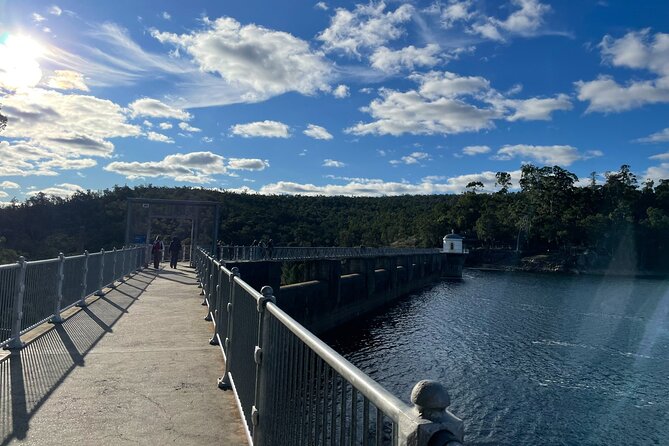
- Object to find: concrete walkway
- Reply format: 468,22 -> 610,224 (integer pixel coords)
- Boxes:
0,264 -> 248,445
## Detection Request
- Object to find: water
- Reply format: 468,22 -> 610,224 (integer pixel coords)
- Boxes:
324,270 -> 669,445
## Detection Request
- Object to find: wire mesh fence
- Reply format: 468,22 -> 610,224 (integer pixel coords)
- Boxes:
0,246 -> 147,349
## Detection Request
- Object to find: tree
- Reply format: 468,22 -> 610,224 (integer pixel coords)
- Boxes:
495,172 -> 512,193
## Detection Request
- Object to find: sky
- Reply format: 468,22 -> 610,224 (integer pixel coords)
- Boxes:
0,0 -> 668,202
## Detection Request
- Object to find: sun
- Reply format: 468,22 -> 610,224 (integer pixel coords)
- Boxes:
0,33 -> 45,90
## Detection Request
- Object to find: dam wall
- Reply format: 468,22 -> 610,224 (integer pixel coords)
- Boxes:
225,252 -> 465,334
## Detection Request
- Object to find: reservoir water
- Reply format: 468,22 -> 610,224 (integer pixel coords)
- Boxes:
325,270 -> 669,445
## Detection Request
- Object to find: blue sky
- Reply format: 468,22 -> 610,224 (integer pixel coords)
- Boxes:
1,0 -> 668,201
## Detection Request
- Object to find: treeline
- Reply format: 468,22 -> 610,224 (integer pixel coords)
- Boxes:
1,164 -> 668,271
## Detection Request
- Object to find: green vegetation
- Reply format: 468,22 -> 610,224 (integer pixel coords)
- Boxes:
1,164 -> 668,272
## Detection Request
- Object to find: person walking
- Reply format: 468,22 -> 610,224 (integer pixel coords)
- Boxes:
151,236 -> 164,269
168,236 -> 181,269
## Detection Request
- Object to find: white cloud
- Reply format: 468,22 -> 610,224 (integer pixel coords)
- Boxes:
390,151 -> 431,165
370,44 -> 442,73
45,69 -> 89,91
152,17 -> 331,100
323,159 -> 346,167
28,183 -> 84,199
146,131 -> 174,144
637,127 -> 669,143
440,1 -> 475,28
462,145 -> 491,156
346,71 -> 570,136
41,158 -> 97,170
576,30 -> 669,113
644,163 -> 669,182
230,120 -> 290,138
104,151 -> 227,183
0,191 -> 8,198
0,181 -> 20,189
227,158 -> 270,170
649,152 -> 669,161
259,170 -> 522,196
317,2 -> 414,56
178,122 -> 201,132
1,88 -> 140,171
128,98 -> 192,120
576,75 -> 669,113
201,136 -> 214,143
493,144 -> 602,166
304,124 -> 333,140
162,11 -> 171,20
49,6 -> 62,16
32,13 -> 46,23
333,84 -> 350,98
315,2 -> 329,11
495,94 -> 573,121
470,0 -> 551,41
159,122 -> 173,130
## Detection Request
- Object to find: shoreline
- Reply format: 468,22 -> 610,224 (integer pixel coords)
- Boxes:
467,265 -> 669,279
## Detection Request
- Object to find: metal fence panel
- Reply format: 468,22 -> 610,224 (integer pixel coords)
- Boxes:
102,250 -> 116,287
21,260 -> 60,332
0,264 -> 19,346
85,253 -> 102,297
62,256 -> 86,308
227,279 -> 261,432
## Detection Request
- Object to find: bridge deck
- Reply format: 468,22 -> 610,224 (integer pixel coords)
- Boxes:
0,264 -> 247,445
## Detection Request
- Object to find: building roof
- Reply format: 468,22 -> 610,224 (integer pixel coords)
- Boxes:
444,233 -> 464,240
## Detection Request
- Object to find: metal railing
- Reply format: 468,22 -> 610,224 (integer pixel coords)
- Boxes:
195,248 -> 464,446
217,246 -> 443,262
0,245 -> 150,349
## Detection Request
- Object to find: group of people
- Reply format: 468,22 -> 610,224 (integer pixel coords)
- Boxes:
151,236 -> 182,269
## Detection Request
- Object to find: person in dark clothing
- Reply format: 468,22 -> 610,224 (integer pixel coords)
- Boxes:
151,236 -> 164,269
168,236 -> 181,268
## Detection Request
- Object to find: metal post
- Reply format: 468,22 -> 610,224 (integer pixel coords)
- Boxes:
251,286 -> 276,445
400,380 -> 465,446
212,203 -> 220,255
6,256 -> 27,349
78,250 -> 89,307
95,249 -> 105,296
110,247 -> 117,288
119,246 -> 126,283
50,253 -> 66,324
218,267 -> 239,390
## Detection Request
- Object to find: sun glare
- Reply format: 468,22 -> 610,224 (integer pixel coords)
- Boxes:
0,33 -> 45,90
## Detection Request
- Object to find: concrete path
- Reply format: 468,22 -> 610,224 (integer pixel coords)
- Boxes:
0,264 -> 248,445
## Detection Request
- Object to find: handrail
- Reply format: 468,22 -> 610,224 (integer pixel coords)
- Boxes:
0,245 -> 150,349
195,247 -> 465,446
217,245 -> 443,262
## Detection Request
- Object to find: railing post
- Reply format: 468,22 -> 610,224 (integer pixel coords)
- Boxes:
251,286 -> 276,446
50,253 -> 66,324
399,380 -> 465,446
218,266 -> 239,390
78,250 -> 89,307
5,256 -> 27,350
95,249 -> 105,296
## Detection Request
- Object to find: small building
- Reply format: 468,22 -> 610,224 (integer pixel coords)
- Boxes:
443,230 -> 465,253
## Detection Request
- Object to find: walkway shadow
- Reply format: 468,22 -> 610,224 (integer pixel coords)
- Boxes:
157,268 -> 199,286
0,270 -> 155,445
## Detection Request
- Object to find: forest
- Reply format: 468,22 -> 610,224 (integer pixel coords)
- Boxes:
1,164 -> 668,273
